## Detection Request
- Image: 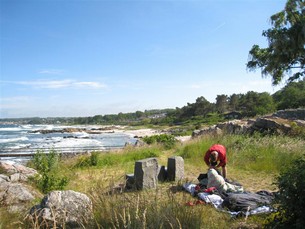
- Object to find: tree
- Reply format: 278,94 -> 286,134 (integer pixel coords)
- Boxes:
273,78 -> 305,109
194,96 -> 214,117
239,91 -> 275,116
247,0 -> 305,85
253,92 -> 276,115
215,94 -> 228,113
228,93 -> 241,111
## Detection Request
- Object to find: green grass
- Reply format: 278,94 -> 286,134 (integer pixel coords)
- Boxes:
1,133 -> 304,228
74,146 -> 162,169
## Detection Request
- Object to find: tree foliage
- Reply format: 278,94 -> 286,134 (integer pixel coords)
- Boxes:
273,78 -> 305,109
216,94 -> 228,113
247,0 -> 305,85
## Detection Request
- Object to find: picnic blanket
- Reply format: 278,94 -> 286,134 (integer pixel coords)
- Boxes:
183,179 -> 274,217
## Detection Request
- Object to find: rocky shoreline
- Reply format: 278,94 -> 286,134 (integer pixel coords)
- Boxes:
27,125 -> 160,138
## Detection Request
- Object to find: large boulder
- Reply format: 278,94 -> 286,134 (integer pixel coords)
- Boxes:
1,182 -> 37,213
0,161 -> 37,181
29,190 -> 93,228
0,162 -> 40,213
216,120 -> 253,134
251,117 -> 291,134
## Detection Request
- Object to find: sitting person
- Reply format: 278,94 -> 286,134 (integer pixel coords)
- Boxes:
207,168 -> 243,194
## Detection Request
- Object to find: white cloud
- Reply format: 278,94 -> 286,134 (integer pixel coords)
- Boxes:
15,79 -> 107,89
74,81 -> 107,88
38,69 -> 65,75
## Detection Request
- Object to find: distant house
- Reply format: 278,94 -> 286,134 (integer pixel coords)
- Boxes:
148,113 -> 167,119
224,111 -> 242,120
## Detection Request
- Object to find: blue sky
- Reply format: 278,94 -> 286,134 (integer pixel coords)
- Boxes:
1,0 -> 287,118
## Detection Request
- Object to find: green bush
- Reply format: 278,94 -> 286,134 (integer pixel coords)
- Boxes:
265,155 -> 305,228
75,152 -> 99,167
142,134 -> 177,149
290,121 -> 305,139
31,149 -> 69,193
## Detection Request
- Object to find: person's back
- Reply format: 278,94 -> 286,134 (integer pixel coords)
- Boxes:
204,144 -> 228,178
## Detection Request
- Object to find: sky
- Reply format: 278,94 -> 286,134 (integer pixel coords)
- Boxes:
0,0 -> 288,118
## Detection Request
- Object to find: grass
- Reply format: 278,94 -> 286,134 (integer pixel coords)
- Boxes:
1,133 -> 304,228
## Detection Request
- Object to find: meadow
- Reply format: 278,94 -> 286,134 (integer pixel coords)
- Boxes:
1,133 -> 304,228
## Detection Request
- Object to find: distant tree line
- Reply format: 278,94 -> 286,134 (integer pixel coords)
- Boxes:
67,78 -> 305,126
1,79 -> 304,126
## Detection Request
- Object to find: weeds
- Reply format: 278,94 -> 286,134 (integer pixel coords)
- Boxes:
29,149 -> 69,194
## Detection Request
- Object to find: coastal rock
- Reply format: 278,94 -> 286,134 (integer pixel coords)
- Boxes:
272,109 -> 305,120
4,183 -> 35,209
251,117 -> 291,134
217,120 -> 253,134
0,161 -> 37,181
192,109 -> 305,138
29,190 -> 93,228
134,139 -> 146,147
0,181 -> 39,213
0,162 -> 41,213
192,126 -> 222,137
0,174 -> 9,183
29,127 -> 86,134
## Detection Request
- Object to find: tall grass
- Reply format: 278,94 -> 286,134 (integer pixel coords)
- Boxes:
176,133 -> 304,174
89,182 -> 231,229
74,146 -> 162,169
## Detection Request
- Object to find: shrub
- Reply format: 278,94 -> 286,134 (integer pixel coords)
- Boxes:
264,155 -> 305,228
142,134 -> 177,149
290,121 -> 305,139
31,149 -> 69,193
75,152 -> 99,167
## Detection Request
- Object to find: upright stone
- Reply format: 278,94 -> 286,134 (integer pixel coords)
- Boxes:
125,174 -> 135,190
134,158 -> 158,189
167,156 -> 184,181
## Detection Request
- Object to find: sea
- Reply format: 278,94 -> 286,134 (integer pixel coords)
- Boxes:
0,124 -> 137,164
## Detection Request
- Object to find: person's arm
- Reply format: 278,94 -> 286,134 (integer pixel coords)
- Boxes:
222,166 -> 227,179
204,151 -> 210,166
